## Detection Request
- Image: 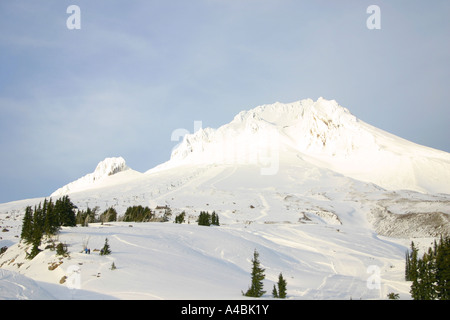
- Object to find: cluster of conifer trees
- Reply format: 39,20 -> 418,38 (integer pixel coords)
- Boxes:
405,236 -> 450,300
123,205 -> 153,222
73,205 -> 118,226
243,249 -> 287,298
21,196 -> 77,259
76,205 -> 173,225
174,211 -> 186,224
197,211 -> 220,226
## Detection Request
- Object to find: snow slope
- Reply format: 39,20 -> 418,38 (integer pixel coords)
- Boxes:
1,159 -> 448,299
0,221 -> 412,300
1,97 -> 449,300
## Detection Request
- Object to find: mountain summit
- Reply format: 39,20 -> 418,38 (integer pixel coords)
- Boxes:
156,98 -> 450,194
169,98 -> 361,163
51,157 -> 132,196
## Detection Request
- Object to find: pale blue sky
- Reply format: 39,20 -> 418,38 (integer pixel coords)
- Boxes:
1,0 -> 449,202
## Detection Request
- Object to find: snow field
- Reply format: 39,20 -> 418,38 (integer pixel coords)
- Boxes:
1,220 -> 411,300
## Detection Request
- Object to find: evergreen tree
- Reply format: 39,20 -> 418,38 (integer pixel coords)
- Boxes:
123,205 -> 153,222
162,206 -> 172,222
408,236 -> 450,300
272,285 -> 278,298
25,204 -> 44,260
21,206 -> 34,244
435,236 -> 450,300
424,247 -> 437,300
198,211 -> 211,226
20,196 -> 77,259
276,273 -> 287,298
272,273 -> 287,298
76,206 -> 100,226
175,211 -> 186,224
405,250 -> 411,281
100,207 -> 117,223
211,211 -> 220,226
55,195 -> 77,227
387,292 -> 400,300
197,211 -> 220,226
406,241 -> 419,283
243,249 -> 266,297
100,238 -> 111,255
56,242 -> 69,257
31,204 -> 45,252
43,198 -> 59,235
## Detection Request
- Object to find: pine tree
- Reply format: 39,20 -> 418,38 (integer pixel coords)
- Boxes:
44,198 -> 59,235
100,238 -> 111,255
175,211 -> 186,224
435,236 -> 450,300
55,195 -> 77,227
21,206 -> 34,244
100,207 -> 117,223
26,203 -> 45,259
272,273 -> 287,298
56,242 -> 69,257
272,285 -> 278,298
407,241 -> 419,283
20,197 -> 77,259
211,211 -> 220,226
387,292 -> 400,300
243,249 -> 266,297
409,236 -> 450,300
198,211 -> 211,226
276,273 -> 287,298
123,205 -> 153,222
405,250 -> 411,281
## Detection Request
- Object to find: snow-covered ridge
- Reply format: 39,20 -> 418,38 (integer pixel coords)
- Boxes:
51,157 -> 132,197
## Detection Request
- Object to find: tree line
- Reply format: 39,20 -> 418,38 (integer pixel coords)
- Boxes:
197,211 -> 220,226
20,196 -> 222,260
405,236 -> 449,300
21,196 -> 77,259
77,205 -> 172,225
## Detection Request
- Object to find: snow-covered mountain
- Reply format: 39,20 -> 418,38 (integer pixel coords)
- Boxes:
1,97 -> 449,300
50,98 -> 450,196
43,97 -> 450,237
162,97 -> 450,194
